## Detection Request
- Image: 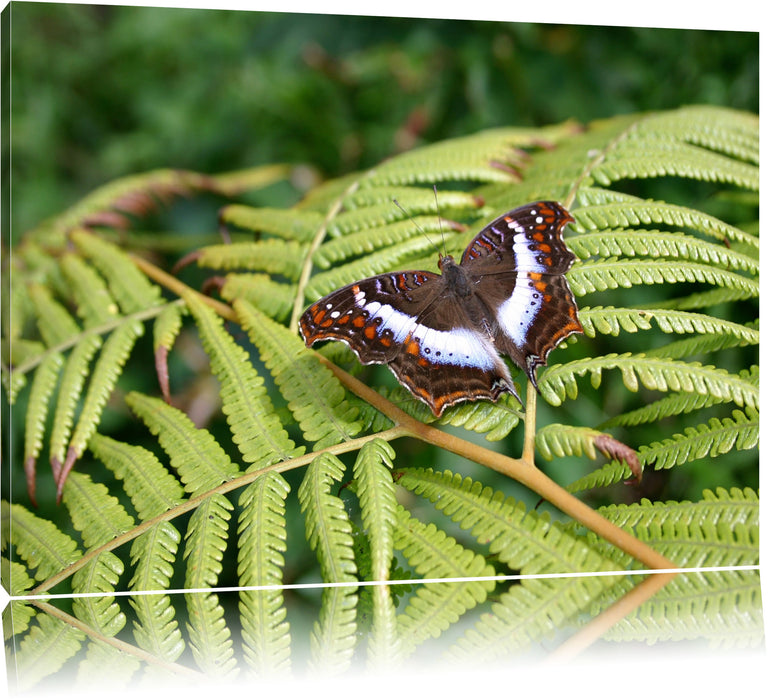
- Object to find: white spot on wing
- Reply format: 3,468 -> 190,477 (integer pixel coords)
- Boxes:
496,276 -> 542,349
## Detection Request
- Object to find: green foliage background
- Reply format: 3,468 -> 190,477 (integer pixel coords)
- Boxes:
11,4 -> 757,239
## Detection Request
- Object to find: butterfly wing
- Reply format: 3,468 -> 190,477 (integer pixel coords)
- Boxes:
461,201 -> 583,387
299,270 -> 516,416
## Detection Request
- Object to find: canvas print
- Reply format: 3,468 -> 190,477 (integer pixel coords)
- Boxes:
0,1 -> 761,693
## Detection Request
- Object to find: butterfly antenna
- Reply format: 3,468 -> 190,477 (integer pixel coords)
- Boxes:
392,197 -> 441,253
432,184 -> 448,256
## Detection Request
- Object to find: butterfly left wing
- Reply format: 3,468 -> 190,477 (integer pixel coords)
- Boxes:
299,271 -> 517,416
462,201 -> 583,387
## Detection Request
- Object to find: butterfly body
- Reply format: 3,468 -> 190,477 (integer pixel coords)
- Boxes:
299,201 -> 583,416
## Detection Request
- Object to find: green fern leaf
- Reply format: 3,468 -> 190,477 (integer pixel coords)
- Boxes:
198,239 -> 303,280
568,407 -> 759,492
62,471 -> 135,550
314,215 -> 457,267
579,306 -> 758,346
75,639 -> 141,689
182,493 -> 237,676
592,140 -> 758,190
88,432 -> 185,519
571,201 -> 758,249
126,392 -> 240,496
65,319 -> 144,471
128,522 -> 185,662
342,184 -> 481,213
48,334 -> 103,467
23,352 -> 63,493
398,468 -> 620,574
28,283 -> 81,346
597,391 -> 722,429
299,453 -> 358,673
540,353 -> 758,409
568,258 -> 758,299
184,293 -> 304,469
220,204 -> 323,242
352,439 -> 397,581
13,612 -> 86,692
393,505 -> 495,654
220,273 -> 295,321
2,556 -> 35,597
71,553 -> 126,637
570,230 -> 758,274
3,600 -> 36,642
2,501 -> 81,582
237,472 -> 292,675
152,302 -> 186,353
59,253 -> 120,327
446,575 -> 618,661
71,229 -> 163,313
234,299 -> 362,450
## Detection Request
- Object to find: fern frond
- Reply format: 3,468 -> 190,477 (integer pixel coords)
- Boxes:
446,574 -> 618,661
48,334 -> 103,466
12,612 -> 86,692
398,468 -> 620,574
592,139 -> 758,190
28,283 -> 81,346
237,472 -> 292,675
299,453 -> 358,673
393,505 -> 495,654
71,553 -> 126,637
198,239 -> 303,280
71,229 -> 163,313
76,639 -> 141,688
2,501 -> 82,582
305,233 -> 444,299
360,125 -> 574,186
342,184 -> 481,213
597,391 -> 722,429
126,392 -> 240,496
568,407 -> 759,492
62,472 -> 135,550
220,205 -> 323,242
184,293 -> 304,469
540,353 -> 758,409
3,600 -> 36,641
570,230 -> 758,274
234,299 -> 362,450
24,352 -> 63,495
220,273 -> 295,321
568,258 -> 758,299
593,487 -> 758,569
600,569 -> 762,648
128,523 -> 185,661
314,216 -> 457,267
59,253 -> 120,327
571,201 -> 758,249
579,306 -> 758,346
88,433 -> 185,519
64,319 -> 144,477
182,494 -> 237,675
2,557 -> 35,597
352,439 -> 398,581
152,302 -> 186,353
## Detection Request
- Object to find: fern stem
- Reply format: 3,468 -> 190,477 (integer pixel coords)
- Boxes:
129,254 -> 236,320
319,355 -> 677,572
521,383 -> 538,464
548,570 -> 677,661
30,599 -> 204,679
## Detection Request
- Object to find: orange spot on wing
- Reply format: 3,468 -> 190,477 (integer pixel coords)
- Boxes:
364,325 -> 377,340
353,315 -> 366,328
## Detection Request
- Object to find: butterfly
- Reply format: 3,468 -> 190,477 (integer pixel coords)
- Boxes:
299,201 -> 583,416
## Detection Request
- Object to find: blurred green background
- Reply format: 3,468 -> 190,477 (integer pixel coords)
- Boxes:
10,3 -> 758,240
